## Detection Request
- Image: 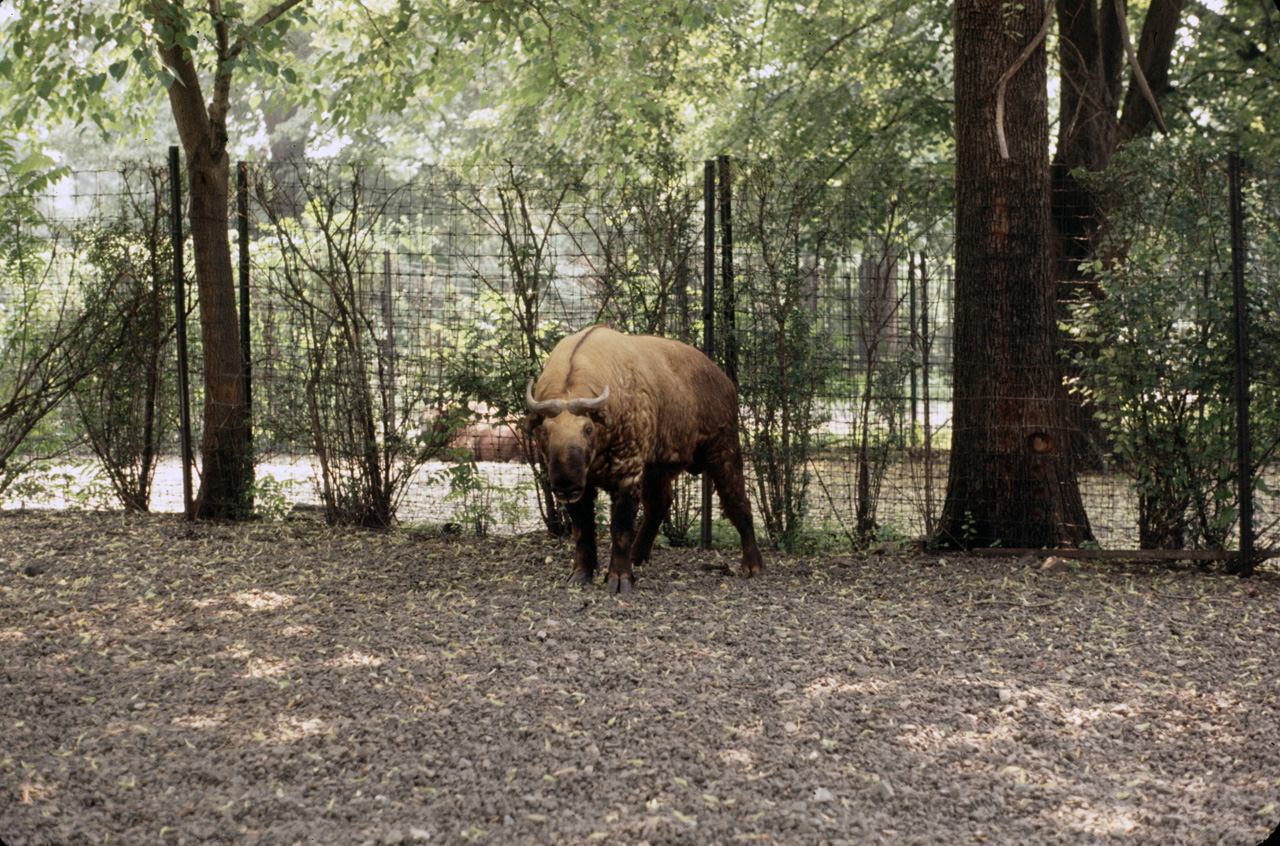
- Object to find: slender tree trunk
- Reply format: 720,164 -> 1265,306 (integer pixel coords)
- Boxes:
186,144 -> 253,518
940,0 -> 1093,548
154,2 -> 253,519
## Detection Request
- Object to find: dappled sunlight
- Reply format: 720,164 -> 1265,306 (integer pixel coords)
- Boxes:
3,511 -> 1276,844
279,623 -> 317,638
719,748 -> 756,770
1052,800 -> 1145,837
245,656 -> 291,678
171,712 -> 228,730
270,714 -> 329,743
189,590 -> 297,618
804,675 -> 892,698
233,590 -> 295,611
325,650 -> 384,668
893,713 -> 1025,762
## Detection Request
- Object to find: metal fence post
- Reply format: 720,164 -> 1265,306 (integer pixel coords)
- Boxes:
718,155 -> 737,386
237,162 -> 253,470
1229,150 -> 1254,577
170,146 -> 194,518
384,249 -> 397,437
702,160 -> 716,549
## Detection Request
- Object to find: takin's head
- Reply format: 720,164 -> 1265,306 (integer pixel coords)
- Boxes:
523,380 -> 612,504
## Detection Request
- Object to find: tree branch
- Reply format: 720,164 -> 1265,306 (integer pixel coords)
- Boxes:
150,0 -> 213,153
224,0 -> 309,66
996,0 -> 1056,160
210,0 -> 232,126
1113,0 -> 1169,136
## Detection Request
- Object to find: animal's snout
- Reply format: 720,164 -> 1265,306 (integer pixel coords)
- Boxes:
548,444 -> 590,504
551,484 -> 585,503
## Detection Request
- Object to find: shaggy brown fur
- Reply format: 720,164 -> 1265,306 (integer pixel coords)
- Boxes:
525,326 -> 763,593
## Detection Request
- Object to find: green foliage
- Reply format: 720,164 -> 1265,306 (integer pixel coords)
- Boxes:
249,473 -> 304,521
442,455 -> 533,536
1068,142 -> 1280,549
256,161 -> 456,526
0,154 -> 121,496
71,168 -> 175,512
587,156 -> 703,341
735,164 -> 837,551
4,458 -> 117,511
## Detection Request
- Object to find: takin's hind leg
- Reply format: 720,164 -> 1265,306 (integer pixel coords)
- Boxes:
708,452 -> 764,578
632,472 -> 676,568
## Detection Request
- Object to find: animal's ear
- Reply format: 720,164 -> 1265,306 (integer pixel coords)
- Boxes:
521,413 -> 543,435
589,409 -> 614,429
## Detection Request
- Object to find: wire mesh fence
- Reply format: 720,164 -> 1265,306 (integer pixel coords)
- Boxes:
1,152 -> 1275,559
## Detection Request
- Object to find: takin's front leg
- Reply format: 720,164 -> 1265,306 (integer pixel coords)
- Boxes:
605,487 -> 640,594
565,486 -> 598,586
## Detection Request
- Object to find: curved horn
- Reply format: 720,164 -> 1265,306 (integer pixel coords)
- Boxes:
566,385 -> 610,415
525,379 -> 565,416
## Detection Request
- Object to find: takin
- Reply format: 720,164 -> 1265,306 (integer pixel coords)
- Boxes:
523,325 -> 763,593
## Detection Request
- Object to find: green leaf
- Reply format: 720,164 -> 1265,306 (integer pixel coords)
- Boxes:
109,60 -> 129,81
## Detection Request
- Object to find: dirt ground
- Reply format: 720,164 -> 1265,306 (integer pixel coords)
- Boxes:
1,510 -> 1278,846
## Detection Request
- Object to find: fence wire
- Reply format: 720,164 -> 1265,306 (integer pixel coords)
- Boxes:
1,154 -> 1276,558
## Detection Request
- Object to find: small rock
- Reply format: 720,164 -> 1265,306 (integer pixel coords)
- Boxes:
1039,556 -> 1071,574
998,688 -> 1013,703
813,787 -> 835,803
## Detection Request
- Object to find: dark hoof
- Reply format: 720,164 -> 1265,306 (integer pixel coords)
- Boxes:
605,575 -> 633,595
741,564 -> 763,579
566,570 -> 593,586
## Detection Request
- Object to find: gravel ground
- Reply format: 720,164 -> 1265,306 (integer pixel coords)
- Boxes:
2,510 -> 1278,846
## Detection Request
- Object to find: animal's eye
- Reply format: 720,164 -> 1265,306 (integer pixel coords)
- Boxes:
583,422 -> 594,437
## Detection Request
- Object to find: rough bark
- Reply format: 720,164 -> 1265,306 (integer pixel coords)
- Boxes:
1051,0 -> 1185,275
185,144 -> 253,518
1116,0 -> 1185,143
940,0 -> 1093,549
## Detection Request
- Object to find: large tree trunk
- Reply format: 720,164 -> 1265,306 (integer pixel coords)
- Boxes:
940,0 -> 1093,548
